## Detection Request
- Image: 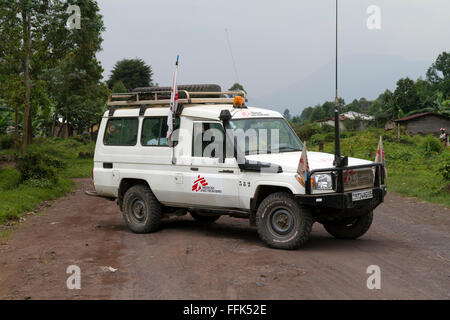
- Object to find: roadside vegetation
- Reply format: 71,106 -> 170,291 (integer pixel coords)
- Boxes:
0,136 -> 94,224
296,124 -> 450,208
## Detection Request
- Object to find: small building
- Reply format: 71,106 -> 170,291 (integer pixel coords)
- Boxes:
317,111 -> 374,131
394,112 -> 450,135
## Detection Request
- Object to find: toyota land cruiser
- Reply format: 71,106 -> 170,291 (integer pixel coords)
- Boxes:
90,84 -> 386,249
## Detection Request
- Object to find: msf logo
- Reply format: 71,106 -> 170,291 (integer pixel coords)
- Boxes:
192,175 -> 208,192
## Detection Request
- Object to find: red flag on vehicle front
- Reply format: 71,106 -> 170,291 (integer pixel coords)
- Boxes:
297,141 -> 309,187
374,136 -> 387,179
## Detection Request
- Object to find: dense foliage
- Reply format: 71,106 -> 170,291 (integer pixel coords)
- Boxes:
107,58 -> 153,91
0,0 -> 108,148
292,51 -> 450,127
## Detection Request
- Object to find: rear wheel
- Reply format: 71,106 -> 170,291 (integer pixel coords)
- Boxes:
122,185 -> 163,233
190,211 -> 221,224
256,192 -> 313,250
323,211 -> 373,239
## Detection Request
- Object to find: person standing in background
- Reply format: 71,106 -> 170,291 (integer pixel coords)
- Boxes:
440,128 -> 449,147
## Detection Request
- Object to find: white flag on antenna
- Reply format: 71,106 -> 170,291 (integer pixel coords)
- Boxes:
167,55 -> 179,143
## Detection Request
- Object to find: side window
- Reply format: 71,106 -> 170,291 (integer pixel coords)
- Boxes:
192,122 -> 225,158
141,118 -> 162,146
141,117 -> 180,146
103,118 -> 138,146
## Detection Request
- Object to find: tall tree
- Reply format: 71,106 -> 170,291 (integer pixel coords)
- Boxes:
107,59 -> 153,91
0,0 -> 106,147
426,51 -> 450,98
393,78 -> 420,114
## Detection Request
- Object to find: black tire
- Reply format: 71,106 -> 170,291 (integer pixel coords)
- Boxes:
256,192 -> 313,250
190,211 -> 221,224
122,184 -> 163,233
323,211 -> 373,239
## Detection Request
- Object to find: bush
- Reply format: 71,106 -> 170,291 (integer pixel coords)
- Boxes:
294,123 -> 324,142
73,134 -> 91,145
0,134 -> 14,149
0,167 -> 21,190
438,159 -> 450,181
420,135 -> 442,157
15,152 -> 65,181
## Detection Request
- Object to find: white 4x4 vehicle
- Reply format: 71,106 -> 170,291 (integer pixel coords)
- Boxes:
92,85 -> 386,249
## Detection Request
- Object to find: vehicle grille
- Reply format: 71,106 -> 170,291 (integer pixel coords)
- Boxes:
343,169 -> 374,191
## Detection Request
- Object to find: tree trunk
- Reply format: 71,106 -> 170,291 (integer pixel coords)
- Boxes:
21,9 -> 31,153
14,106 -> 19,149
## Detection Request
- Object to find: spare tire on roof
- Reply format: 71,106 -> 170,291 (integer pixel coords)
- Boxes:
133,84 -> 222,93
132,84 -> 222,100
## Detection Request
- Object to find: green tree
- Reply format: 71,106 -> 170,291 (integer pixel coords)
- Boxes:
0,0 -> 106,147
321,101 -> 334,117
427,51 -> 450,98
111,81 -> 127,93
300,106 -> 314,121
393,78 -> 420,114
310,105 -> 326,121
228,83 -> 246,93
345,99 -> 362,113
283,108 -> 291,120
427,51 -> 450,84
107,59 -> 153,91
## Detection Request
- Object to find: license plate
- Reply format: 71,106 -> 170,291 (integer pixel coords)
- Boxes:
352,189 -> 373,201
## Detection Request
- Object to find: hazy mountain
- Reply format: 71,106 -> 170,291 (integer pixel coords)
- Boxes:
250,54 -> 430,115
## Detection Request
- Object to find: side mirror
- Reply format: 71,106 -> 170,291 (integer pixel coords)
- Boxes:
219,109 -> 232,125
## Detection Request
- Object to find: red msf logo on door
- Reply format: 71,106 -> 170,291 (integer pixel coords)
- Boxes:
192,175 -> 208,192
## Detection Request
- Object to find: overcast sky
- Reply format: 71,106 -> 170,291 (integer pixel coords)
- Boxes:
96,0 -> 450,113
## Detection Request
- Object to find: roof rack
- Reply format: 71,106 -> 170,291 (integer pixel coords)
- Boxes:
107,90 -> 247,107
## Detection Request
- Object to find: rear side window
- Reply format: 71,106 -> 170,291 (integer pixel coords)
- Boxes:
141,117 -> 179,146
103,118 -> 138,146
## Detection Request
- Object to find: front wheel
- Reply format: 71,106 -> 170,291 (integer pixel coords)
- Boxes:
256,192 -> 313,250
323,211 -> 373,239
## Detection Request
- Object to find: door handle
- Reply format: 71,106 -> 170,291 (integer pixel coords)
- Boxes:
103,163 -> 113,169
219,170 -> 234,173
190,167 -> 199,171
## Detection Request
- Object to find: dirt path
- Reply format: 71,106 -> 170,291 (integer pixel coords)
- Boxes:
0,179 -> 449,299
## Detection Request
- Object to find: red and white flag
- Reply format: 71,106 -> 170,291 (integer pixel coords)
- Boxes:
374,136 -> 387,179
297,141 -> 310,186
167,55 -> 179,143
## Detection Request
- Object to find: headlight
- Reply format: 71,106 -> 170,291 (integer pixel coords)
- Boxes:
312,173 -> 333,190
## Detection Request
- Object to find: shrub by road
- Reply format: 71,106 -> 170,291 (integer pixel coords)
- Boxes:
0,137 -> 94,224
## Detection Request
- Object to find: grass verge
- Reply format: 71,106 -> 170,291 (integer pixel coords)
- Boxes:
0,137 -> 94,224
309,128 -> 450,208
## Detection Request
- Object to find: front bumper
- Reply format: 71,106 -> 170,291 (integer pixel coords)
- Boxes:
296,185 -> 386,211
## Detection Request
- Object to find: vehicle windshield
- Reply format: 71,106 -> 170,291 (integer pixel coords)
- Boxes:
229,118 -> 303,155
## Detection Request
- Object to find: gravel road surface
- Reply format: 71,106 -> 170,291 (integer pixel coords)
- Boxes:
0,179 -> 448,299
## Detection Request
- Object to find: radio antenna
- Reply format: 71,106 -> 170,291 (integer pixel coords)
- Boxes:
333,0 -> 342,167
225,28 -> 240,84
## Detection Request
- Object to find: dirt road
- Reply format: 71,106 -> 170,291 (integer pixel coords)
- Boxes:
0,179 -> 448,299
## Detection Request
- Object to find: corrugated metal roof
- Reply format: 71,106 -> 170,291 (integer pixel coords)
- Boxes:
394,112 -> 450,122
